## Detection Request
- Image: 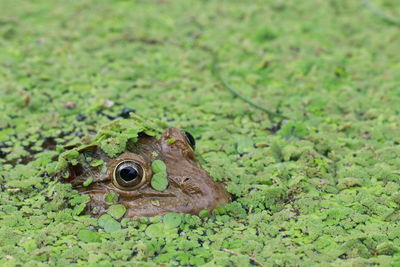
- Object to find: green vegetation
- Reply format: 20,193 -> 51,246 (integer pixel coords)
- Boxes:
1,0 -> 400,266
151,160 -> 168,191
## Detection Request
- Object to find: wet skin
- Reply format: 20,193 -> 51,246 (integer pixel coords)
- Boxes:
67,128 -> 231,217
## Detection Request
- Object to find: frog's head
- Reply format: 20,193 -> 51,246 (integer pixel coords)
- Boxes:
59,124 -> 231,217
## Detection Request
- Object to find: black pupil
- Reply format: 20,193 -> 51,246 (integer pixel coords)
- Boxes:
184,131 -> 196,149
119,166 -> 138,182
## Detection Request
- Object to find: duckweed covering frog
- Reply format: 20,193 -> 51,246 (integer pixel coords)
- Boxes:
1,0 -> 400,266
56,115 -> 230,217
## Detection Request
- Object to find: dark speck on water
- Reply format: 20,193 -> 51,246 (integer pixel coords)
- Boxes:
120,108 -> 135,118
75,114 -> 86,121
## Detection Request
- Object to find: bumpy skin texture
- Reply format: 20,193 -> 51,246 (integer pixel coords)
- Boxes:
69,128 -> 231,217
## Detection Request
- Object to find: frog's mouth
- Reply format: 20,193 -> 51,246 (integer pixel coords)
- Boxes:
77,183 -> 177,199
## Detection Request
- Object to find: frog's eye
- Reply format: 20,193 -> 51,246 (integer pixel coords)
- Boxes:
183,131 -> 196,150
113,160 -> 145,190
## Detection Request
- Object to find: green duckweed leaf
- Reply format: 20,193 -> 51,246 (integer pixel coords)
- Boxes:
166,138 -> 176,145
151,172 -> 168,191
78,229 -> 100,243
98,214 -> 121,233
376,242 -> 398,255
104,191 -> 119,204
145,223 -> 164,238
108,204 -> 126,220
277,121 -> 308,138
72,203 -> 86,215
21,239 -> 37,252
235,135 -> 254,154
90,160 -> 104,167
64,150 -> 80,161
82,177 -> 93,187
151,159 -> 167,173
163,212 -> 182,228
199,209 -> 209,218
6,177 -> 42,189
100,136 -> 127,158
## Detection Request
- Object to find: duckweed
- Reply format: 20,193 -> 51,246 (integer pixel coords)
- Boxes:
1,0 -> 400,266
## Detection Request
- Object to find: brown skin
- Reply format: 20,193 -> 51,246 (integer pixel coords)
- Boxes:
68,128 -> 231,217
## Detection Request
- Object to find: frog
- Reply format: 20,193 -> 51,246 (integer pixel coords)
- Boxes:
56,115 -> 231,217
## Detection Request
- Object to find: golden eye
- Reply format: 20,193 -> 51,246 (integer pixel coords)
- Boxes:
113,160 -> 145,190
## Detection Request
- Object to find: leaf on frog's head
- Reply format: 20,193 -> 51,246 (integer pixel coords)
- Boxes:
99,135 -> 128,158
54,144 -> 108,185
92,115 -> 167,158
55,149 -> 80,175
53,115 -> 169,177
